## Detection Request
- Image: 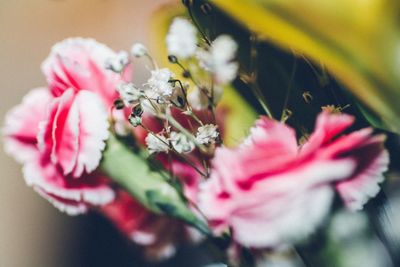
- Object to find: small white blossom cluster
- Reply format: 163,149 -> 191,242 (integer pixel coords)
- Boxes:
170,132 -> 195,153
145,133 -> 169,154
166,18 -> 198,59
197,35 -> 239,85
107,18 -> 232,159
165,17 -> 239,111
145,131 -> 196,154
196,124 -> 219,145
147,68 -> 174,97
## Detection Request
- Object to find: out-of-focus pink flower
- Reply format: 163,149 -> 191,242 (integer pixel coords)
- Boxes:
42,38 -> 130,106
303,111 -> 389,211
101,161 -> 203,260
199,111 -> 388,248
101,190 -> 183,260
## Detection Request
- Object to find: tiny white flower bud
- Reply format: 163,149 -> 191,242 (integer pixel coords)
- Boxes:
196,124 -> 219,144
116,82 -> 142,106
166,18 -> 197,59
130,43 -> 148,58
105,50 -> 130,73
147,68 -> 174,97
169,132 -> 195,154
145,133 -> 169,154
197,35 -> 238,85
128,115 -> 142,127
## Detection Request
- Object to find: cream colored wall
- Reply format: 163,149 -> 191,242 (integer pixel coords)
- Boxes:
0,0 -> 172,266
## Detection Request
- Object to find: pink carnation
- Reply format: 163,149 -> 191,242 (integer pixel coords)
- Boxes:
199,111 -> 388,248
3,38 -> 127,214
3,88 -> 114,215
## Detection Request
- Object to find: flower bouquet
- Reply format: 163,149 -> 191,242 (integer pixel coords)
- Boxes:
3,1 -> 400,266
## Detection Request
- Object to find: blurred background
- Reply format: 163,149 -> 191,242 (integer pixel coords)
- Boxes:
2,1 -> 400,267
0,1 -> 203,266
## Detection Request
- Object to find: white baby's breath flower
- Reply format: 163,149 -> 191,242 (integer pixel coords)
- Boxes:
170,132 -> 195,154
116,82 -> 142,106
196,124 -> 219,145
130,43 -> 148,58
139,90 -> 164,115
105,50 -> 129,73
166,18 -> 197,59
187,86 -> 223,110
145,133 -> 169,154
197,35 -> 238,84
147,68 -> 174,97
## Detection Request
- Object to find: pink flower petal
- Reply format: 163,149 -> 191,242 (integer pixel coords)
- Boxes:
301,111 -> 354,154
72,90 -> 110,177
230,186 -> 334,248
38,89 -> 109,177
247,116 -> 298,152
336,135 -> 389,210
38,88 -> 79,174
42,37 -> 129,106
3,88 -> 52,163
23,155 -> 115,215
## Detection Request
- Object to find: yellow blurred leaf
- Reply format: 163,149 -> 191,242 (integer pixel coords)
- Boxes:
212,0 -> 400,132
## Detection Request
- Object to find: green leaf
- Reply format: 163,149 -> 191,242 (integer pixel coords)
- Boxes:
101,134 -> 210,235
356,102 -> 394,133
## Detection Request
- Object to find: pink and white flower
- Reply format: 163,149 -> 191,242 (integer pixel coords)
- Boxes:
199,111 -> 388,248
3,87 -> 114,215
37,88 -> 109,177
3,38 -> 127,215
